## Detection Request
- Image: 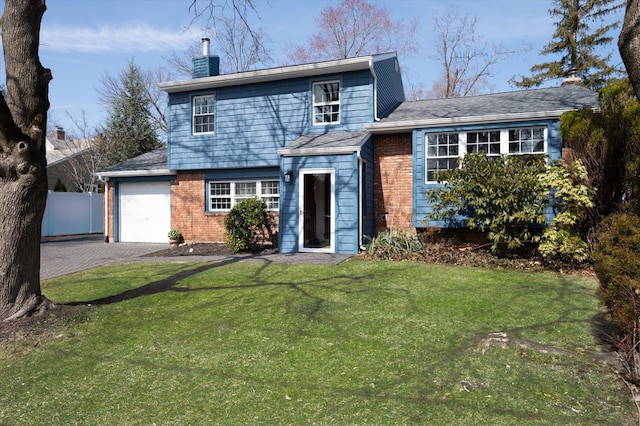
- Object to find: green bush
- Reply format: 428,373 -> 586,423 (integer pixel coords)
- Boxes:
224,198 -> 277,253
427,153 -> 548,252
594,213 -> 640,383
427,152 -> 594,262
364,230 -> 424,259
538,159 -> 594,263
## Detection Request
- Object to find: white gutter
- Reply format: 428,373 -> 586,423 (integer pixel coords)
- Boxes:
160,56 -> 381,93
365,109 -> 580,133
95,169 -> 177,179
277,146 -> 362,157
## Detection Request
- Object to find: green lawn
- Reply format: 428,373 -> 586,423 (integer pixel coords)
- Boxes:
0,259 -> 635,425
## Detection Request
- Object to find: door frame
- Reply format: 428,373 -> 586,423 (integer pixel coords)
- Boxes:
298,168 -> 335,253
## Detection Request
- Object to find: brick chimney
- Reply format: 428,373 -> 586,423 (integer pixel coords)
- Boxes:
192,37 -> 220,78
561,68 -> 582,86
53,126 -> 65,141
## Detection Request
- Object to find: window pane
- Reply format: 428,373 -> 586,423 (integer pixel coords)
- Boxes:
235,182 -> 256,196
261,181 -> 279,196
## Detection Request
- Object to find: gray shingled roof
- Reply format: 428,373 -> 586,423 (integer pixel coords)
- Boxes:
279,131 -> 370,155
95,147 -> 171,177
374,84 -> 598,127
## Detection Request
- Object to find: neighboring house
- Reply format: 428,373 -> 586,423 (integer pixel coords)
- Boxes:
47,127 -> 97,192
95,42 -> 598,252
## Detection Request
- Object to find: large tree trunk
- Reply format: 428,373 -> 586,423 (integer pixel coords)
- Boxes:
0,0 -> 52,321
620,0 -> 640,98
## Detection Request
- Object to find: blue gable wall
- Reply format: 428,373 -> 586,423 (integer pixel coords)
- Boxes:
413,119 -> 562,228
373,56 -> 405,118
167,70 -> 375,171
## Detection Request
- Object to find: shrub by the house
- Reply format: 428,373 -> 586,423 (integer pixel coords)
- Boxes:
594,213 -> 640,384
224,198 -> 277,253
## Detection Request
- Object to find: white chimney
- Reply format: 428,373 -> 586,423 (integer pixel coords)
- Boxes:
202,37 -> 210,57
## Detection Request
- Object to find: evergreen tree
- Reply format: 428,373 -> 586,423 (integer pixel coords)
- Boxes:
97,60 -> 163,167
512,0 -> 623,89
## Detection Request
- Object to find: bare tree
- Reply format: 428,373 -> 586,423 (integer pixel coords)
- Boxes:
50,112 -> 102,192
427,6 -> 520,99
0,0 -> 52,321
287,0 -> 419,64
619,0 -> 640,97
168,14 -> 272,76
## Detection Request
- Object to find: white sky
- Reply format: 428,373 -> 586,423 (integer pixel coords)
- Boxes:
0,0 -> 626,134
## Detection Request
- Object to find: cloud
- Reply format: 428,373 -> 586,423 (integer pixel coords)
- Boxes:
40,21 -> 201,53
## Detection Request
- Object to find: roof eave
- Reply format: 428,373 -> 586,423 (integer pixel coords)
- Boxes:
95,169 -> 177,179
278,146 -> 362,157
159,55 -> 387,93
365,109 -> 592,133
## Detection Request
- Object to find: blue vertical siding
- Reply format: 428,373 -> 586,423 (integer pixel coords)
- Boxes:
413,119 -> 562,228
373,56 -> 405,118
279,153 -> 360,254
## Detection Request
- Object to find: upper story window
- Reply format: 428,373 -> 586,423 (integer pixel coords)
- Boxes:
193,94 -> 215,134
313,81 -> 340,125
426,126 -> 547,183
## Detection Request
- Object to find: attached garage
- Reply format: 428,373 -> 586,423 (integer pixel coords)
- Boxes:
118,181 -> 171,243
94,148 -> 176,244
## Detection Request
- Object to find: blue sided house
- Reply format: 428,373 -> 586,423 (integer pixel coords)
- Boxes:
96,41 -> 599,253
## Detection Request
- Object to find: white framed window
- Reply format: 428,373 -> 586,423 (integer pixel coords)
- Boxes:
208,180 -> 279,212
313,80 -> 340,125
426,132 -> 461,182
193,94 -> 215,134
425,126 -> 547,183
467,130 -> 501,156
508,127 -> 545,154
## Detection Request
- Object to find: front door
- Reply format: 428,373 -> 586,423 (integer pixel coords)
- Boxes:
299,169 -> 335,253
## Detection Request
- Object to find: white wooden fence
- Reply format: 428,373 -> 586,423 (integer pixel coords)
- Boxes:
42,191 -> 103,237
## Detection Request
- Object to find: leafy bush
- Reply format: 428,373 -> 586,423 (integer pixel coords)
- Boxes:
364,230 -> 424,259
538,160 -> 594,263
167,230 -> 183,241
594,213 -> 640,383
427,152 -> 594,262
224,198 -> 277,253
427,153 -> 548,252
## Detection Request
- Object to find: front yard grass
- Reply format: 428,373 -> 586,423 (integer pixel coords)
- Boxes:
0,259 -> 634,425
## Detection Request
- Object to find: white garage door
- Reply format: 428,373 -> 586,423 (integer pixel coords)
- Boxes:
119,181 -> 171,243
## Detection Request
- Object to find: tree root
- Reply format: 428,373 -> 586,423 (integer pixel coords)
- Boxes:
2,297 -> 55,322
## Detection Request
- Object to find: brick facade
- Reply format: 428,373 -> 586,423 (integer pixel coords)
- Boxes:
171,172 -> 226,242
373,133 -> 414,233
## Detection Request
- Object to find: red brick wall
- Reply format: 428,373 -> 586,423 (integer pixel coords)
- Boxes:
373,134 -> 414,233
171,172 -> 226,242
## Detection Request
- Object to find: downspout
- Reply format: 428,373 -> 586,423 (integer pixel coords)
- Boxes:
357,149 -> 363,251
369,58 -> 380,122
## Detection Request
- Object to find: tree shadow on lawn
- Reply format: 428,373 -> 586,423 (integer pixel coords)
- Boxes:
65,258 -> 414,320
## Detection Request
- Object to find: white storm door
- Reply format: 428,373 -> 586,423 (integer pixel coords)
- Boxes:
298,169 -> 335,253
